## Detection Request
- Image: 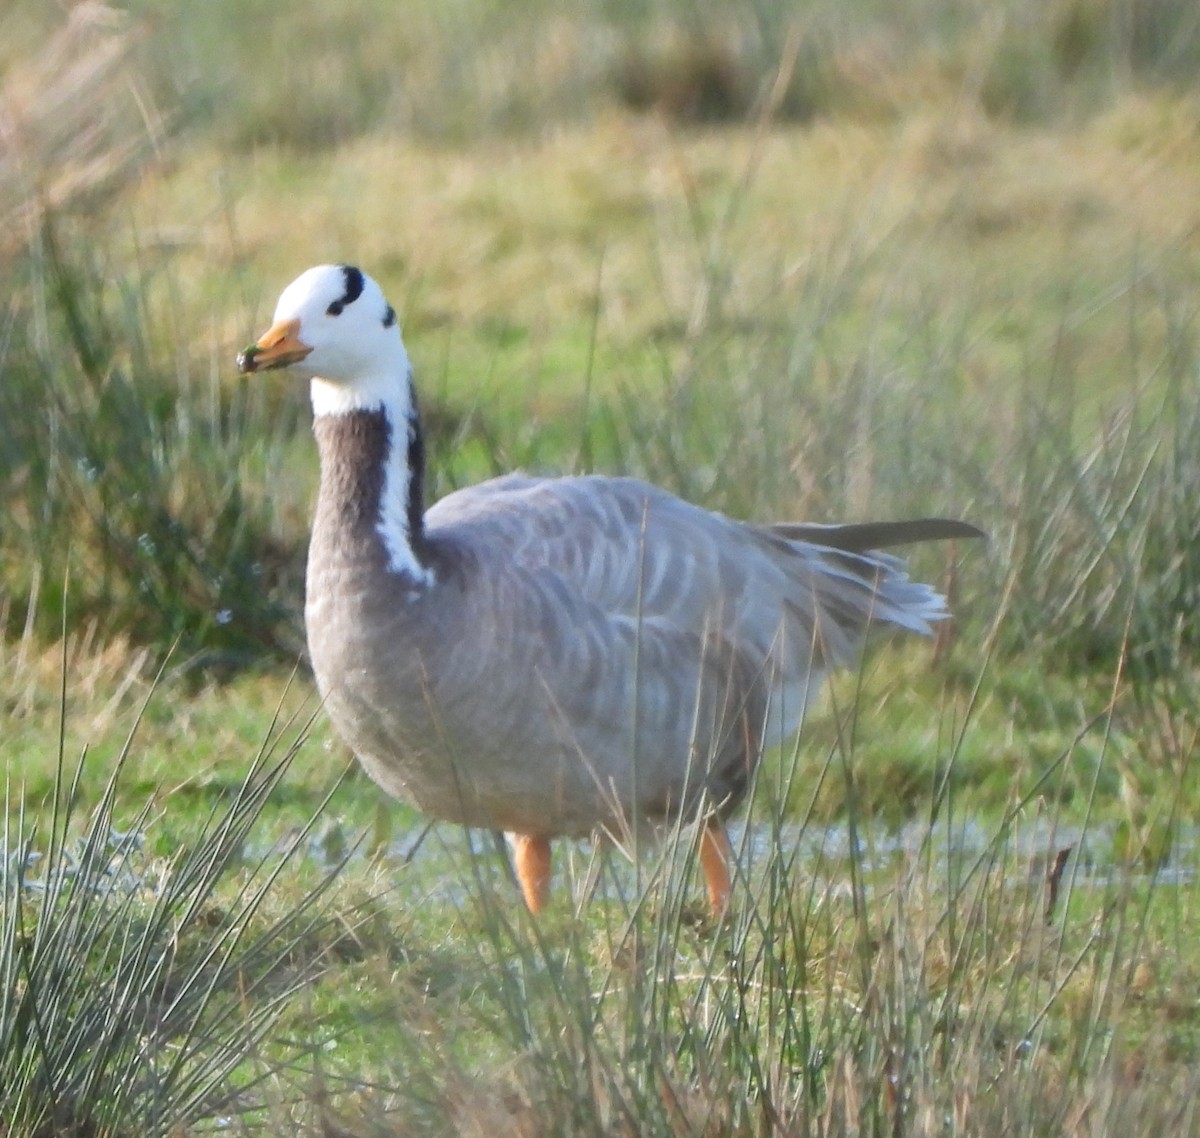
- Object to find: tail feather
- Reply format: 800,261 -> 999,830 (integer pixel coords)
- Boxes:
770,517 -> 985,552
758,515 -> 982,747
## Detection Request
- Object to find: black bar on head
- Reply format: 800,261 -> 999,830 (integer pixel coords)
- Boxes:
338,264 -> 365,307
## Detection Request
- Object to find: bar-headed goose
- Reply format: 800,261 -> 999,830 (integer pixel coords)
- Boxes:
238,264 -> 982,914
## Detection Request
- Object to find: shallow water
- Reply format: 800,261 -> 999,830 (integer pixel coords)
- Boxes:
9,813 -> 1195,904
357,811 -> 1198,909
728,815 -> 1198,888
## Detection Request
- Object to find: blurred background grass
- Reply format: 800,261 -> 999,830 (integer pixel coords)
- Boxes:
2,0 -> 1199,803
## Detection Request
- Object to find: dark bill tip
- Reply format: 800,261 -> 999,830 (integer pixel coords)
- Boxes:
236,346 -> 260,373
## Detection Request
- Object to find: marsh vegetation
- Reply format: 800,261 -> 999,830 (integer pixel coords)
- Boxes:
2,0 -> 1199,1133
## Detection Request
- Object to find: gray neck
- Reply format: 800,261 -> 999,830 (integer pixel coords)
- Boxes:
311,408 -> 431,584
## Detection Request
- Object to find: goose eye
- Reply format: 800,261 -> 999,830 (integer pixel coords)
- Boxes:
326,300 -> 345,316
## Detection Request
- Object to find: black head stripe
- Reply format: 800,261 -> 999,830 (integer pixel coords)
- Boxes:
383,304 -> 396,328
327,264 -> 365,316
339,264 -> 364,305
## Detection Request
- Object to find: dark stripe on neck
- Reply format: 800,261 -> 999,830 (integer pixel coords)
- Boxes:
312,405 -> 427,574
406,381 -> 426,545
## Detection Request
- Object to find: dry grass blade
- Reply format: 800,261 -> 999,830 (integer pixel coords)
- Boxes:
0,2 -> 163,254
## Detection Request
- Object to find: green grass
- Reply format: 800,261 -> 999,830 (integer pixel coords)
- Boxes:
4,0 -> 1200,1132
7,664 -> 1197,1134
0,696 -> 348,1136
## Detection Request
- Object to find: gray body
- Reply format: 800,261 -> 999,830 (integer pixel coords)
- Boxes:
305,410 -> 965,841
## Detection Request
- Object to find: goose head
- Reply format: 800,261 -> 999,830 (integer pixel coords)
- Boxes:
237,263 -> 410,414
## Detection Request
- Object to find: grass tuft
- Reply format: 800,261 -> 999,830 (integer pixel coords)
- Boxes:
1,224 -> 309,667
0,676 -> 344,1137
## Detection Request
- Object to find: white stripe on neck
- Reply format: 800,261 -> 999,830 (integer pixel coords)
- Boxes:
311,372 -> 434,587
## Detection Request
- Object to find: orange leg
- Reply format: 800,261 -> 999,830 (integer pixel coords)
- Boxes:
511,833 -> 552,914
699,821 -> 733,915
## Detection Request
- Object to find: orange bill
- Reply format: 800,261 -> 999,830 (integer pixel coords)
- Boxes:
236,318 -> 312,373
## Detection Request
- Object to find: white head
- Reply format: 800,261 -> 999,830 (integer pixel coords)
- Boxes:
237,264 -> 411,415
